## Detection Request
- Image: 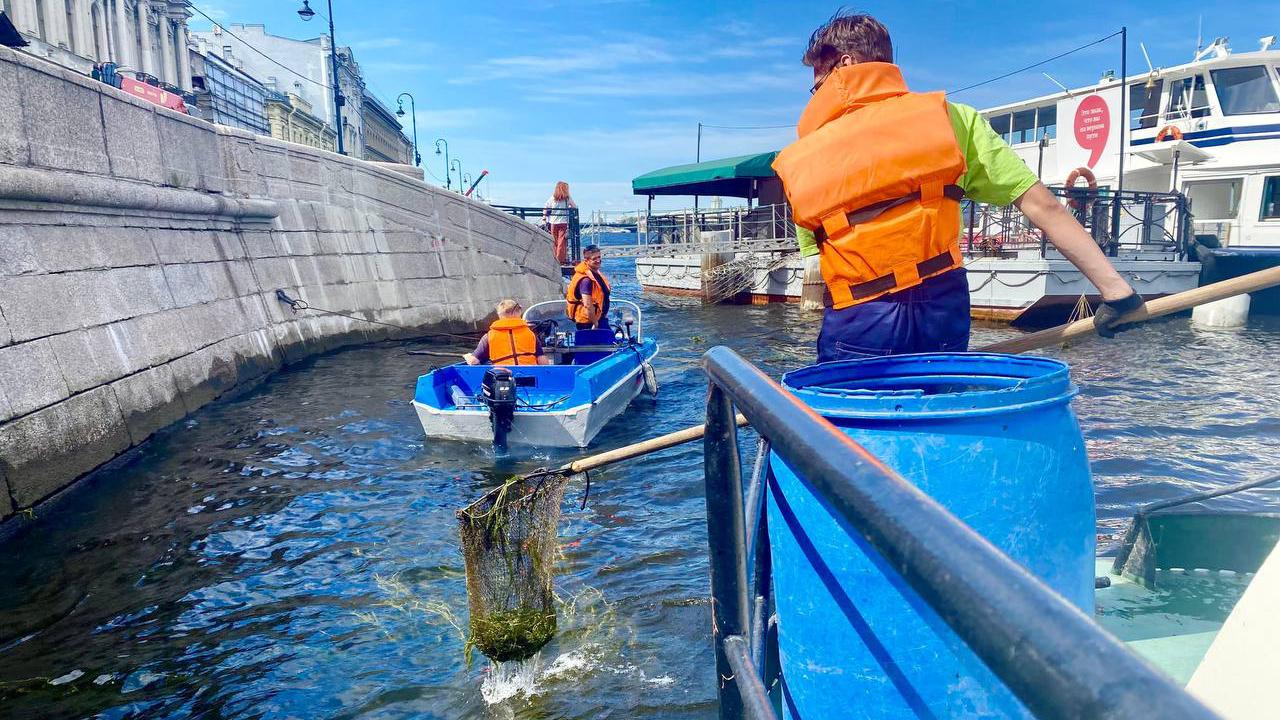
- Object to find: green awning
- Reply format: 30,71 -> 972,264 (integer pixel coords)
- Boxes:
632,151 -> 780,198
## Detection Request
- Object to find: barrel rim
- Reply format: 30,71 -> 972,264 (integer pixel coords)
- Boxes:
781,352 -> 1077,420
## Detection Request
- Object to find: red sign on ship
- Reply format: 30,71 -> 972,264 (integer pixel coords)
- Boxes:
1073,94 -> 1109,168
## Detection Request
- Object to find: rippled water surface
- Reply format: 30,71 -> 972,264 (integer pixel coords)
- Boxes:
2,252 -> 1279,719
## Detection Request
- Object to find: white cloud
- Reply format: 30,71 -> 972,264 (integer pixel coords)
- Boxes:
351,37 -> 404,51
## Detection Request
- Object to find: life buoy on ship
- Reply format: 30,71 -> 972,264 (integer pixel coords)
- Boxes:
1155,125 -> 1184,142
1065,166 -> 1097,209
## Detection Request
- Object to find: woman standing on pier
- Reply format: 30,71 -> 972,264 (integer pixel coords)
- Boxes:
543,181 -> 577,265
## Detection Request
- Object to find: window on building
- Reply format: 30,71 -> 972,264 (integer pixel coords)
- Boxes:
1130,80 -> 1163,129
1185,179 -> 1244,220
1211,66 -> 1280,115
1165,75 -> 1211,120
1262,176 -> 1280,221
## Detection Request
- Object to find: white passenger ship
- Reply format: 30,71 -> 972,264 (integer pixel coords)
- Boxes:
632,38 -> 1280,323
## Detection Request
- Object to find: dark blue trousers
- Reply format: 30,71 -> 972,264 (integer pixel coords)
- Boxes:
816,268 -> 971,363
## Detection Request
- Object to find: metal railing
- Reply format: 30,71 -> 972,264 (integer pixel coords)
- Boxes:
492,205 -> 581,265
644,203 -> 794,247
701,346 -> 1217,720
963,187 -> 1192,259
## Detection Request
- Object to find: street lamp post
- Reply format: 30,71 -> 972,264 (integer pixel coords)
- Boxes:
434,138 -> 451,190
395,92 -> 420,166
298,0 -> 345,156
450,158 -> 463,194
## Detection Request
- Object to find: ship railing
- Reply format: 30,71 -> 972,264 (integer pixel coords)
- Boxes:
700,345 -> 1215,720
493,205 -> 581,264
963,187 -> 1192,260
643,202 -> 794,247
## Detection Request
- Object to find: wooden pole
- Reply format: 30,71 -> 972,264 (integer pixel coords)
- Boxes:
980,266 -> 1280,354
565,414 -> 747,475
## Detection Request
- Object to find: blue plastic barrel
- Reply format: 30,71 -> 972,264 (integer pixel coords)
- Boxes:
767,353 -> 1094,719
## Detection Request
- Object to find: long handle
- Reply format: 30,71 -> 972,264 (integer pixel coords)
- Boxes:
979,266 -> 1280,354
565,414 -> 747,474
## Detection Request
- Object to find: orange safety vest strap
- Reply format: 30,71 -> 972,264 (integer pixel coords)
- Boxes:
814,184 -> 966,243
821,247 -> 961,308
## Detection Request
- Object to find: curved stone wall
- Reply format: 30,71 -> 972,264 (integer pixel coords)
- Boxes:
0,46 -> 562,523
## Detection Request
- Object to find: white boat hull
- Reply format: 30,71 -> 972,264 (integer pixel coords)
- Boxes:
412,364 -> 648,448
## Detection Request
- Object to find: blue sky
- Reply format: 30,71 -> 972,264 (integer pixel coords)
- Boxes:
189,0 -> 1277,212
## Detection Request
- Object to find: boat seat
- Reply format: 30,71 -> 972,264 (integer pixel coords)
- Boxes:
450,384 -> 474,408
571,329 -> 616,365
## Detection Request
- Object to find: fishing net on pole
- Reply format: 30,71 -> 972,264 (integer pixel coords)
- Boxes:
457,473 -> 569,663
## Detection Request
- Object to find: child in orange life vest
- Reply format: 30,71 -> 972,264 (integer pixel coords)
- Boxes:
776,12 -> 1145,362
464,299 -> 553,366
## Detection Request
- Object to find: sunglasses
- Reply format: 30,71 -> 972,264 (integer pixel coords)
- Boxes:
810,69 -> 832,95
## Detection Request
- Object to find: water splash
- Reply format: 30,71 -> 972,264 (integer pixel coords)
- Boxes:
480,655 -> 542,705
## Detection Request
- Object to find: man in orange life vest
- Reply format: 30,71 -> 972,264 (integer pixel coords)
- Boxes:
566,245 -> 611,330
774,12 -> 1146,362
464,299 -> 552,366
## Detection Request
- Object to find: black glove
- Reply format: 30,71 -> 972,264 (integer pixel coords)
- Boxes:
1093,292 -> 1145,338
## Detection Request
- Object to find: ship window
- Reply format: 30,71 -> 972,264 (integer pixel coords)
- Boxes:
1011,109 -> 1037,144
1210,66 -> 1280,115
1130,80 -> 1163,129
1262,177 -> 1280,220
1185,179 -> 1243,220
988,113 -> 1012,143
1033,105 -> 1056,140
1165,75 -> 1210,120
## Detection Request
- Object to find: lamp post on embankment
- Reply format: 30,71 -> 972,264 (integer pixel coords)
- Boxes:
395,92 -> 421,166
435,138 -> 451,190
450,158 -> 464,194
297,0 -> 345,156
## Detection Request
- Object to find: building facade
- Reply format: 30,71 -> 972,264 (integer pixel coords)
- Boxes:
191,23 -> 366,157
264,90 -> 336,153
6,0 -> 192,89
361,91 -> 412,164
188,38 -> 268,134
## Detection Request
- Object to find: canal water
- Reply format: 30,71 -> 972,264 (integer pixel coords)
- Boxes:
2,250 -> 1279,719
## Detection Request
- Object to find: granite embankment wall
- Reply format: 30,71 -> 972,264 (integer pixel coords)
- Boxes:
0,46 -> 561,524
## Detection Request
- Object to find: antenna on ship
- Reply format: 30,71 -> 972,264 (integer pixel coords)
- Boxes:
1195,15 -> 1203,60
1042,72 -> 1072,97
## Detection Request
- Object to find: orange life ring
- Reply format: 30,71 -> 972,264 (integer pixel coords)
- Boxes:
1155,125 -> 1184,142
1065,166 -> 1097,209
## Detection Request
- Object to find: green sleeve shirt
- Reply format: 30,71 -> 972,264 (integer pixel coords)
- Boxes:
794,101 -> 1038,257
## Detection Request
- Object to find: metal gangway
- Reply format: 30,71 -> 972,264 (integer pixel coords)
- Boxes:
700,346 -> 1215,719
597,202 -> 799,259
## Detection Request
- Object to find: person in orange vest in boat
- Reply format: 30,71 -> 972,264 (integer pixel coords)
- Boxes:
464,299 -> 552,366
775,12 -> 1146,362
566,245 -> 611,330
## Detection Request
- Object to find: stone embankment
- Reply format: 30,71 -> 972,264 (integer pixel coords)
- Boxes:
0,45 -> 561,525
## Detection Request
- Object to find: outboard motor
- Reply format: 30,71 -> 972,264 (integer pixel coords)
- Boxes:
481,367 -> 518,451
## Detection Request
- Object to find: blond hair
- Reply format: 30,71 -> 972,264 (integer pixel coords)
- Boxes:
495,299 -> 523,317
553,181 -> 571,201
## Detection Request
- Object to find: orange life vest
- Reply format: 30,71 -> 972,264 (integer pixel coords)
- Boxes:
487,317 -> 539,366
565,262 -> 610,325
773,62 -> 968,309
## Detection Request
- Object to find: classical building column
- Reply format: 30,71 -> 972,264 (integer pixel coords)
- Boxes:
176,20 -> 191,91
9,0 -> 39,37
92,1 -> 109,62
158,15 -> 174,85
112,0 -> 133,67
137,0 -> 155,75
40,0 -> 69,47
69,0 -> 91,55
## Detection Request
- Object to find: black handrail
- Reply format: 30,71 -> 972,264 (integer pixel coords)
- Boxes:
493,205 -> 581,265
701,345 -> 1217,720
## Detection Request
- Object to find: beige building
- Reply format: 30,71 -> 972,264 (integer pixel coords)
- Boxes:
5,0 -> 193,89
361,91 -> 412,165
265,90 -> 336,153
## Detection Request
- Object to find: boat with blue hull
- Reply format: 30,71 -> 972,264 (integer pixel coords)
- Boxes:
412,300 -> 658,449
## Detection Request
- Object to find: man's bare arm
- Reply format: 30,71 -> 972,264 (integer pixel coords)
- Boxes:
1013,182 -> 1135,302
